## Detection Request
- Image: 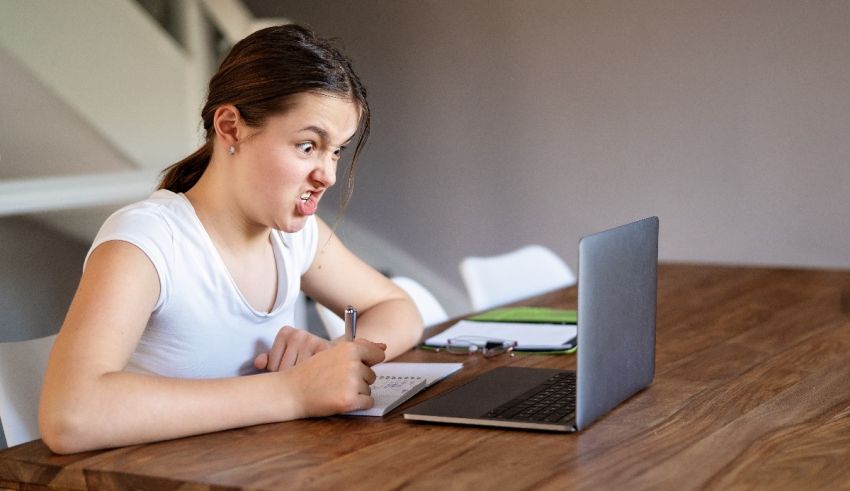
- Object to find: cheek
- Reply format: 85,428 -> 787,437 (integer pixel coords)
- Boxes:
248,152 -> 303,198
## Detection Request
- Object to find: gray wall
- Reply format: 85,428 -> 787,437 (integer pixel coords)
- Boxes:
248,0 -> 850,286
0,217 -> 86,341
0,216 -> 88,448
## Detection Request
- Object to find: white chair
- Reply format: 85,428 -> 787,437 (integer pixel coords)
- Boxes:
315,301 -> 346,340
390,276 -> 449,327
0,334 -> 56,447
459,244 -> 576,311
315,276 -> 449,339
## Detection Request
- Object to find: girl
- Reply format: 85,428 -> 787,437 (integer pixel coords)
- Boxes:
39,25 -> 423,454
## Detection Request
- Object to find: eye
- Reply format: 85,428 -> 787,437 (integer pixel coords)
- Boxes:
333,146 -> 347,158
297,142 -> 315,154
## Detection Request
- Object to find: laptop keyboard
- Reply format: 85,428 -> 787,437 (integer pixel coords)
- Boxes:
483,372 -> 576,424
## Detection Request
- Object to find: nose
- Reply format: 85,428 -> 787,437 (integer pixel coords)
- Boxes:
312,154 -> 337,188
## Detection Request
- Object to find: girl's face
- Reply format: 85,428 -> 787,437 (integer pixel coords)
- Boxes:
235,92 -> 360,233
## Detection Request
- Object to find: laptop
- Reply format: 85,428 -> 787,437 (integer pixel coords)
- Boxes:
404,216 -> 658,432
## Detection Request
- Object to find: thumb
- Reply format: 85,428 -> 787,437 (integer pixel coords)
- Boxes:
253,352 -> 269,371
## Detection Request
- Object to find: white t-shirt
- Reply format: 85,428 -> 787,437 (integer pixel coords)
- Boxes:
86,190 -> 319,378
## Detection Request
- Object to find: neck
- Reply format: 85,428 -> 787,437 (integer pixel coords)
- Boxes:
184,158 -> 270,253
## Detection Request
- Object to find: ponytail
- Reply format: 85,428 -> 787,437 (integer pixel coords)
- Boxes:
158,141 -> 213,193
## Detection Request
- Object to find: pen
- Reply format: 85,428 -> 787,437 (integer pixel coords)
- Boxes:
344,305 -> 357,341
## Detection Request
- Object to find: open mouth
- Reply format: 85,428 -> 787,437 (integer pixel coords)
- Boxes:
297,191 -> 319,216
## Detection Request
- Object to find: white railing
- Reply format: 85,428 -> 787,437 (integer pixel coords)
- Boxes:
0,0 -> 287,214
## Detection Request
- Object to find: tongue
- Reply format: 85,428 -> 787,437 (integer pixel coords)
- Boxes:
297,196 -> 318,216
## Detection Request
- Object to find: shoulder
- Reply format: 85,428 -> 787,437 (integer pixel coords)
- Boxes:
97,190 -> 188,238
86,190 -> 190,309
91,191 -> 184,263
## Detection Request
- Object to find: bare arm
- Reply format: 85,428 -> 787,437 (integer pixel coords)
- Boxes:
301,218 -> 424,359
39,241 -> 384,454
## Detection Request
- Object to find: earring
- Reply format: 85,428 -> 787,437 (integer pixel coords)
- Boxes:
227,145 -> 236,156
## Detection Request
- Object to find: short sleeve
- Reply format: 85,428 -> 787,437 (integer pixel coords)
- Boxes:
85,205 -> 174,311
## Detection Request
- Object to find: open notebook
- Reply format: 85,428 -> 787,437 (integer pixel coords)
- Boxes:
345,362 -> 462,417
346,376 -> 426,416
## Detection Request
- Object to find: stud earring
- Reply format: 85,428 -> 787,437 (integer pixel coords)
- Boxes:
227,145 -> 236,156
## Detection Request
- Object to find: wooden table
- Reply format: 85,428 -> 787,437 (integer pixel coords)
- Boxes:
2,263 -> 850,490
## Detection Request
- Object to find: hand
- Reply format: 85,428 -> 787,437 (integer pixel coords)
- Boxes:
284,339 -> 388,417
254,326 -> 332,372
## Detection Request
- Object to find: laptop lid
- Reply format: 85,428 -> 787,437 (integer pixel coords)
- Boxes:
576,216 -> 658,430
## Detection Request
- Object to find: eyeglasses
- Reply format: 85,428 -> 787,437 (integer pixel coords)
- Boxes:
436,336 -> 518,358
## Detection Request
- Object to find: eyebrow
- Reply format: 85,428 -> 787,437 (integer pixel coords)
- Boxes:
298,125 -> 355,147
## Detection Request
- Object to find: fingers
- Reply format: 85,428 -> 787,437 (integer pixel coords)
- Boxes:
356,370 -> 374,395
353,339 -> 387,367
348,373 -> 375,411
352,394 -> 375,411
253,352 -> 269,371
267,328 -> 290,372
262,333 -> 383,373
278,344 -> 299,370
362,365 -> 377,385
353,338 -> 387,352
261,327 -> 332,372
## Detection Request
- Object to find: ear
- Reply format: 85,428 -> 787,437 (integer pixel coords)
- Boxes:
212,105 -> 242,150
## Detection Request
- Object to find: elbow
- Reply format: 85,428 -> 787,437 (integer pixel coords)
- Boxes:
411,316 -> 425,345
399,294 -> 425,344
39,402 -> 97,455
402,311 -> 425,352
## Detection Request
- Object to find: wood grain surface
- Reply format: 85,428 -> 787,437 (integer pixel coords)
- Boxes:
2,263 -> 849,490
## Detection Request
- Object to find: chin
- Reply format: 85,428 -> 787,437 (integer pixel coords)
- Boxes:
276,217 -> 308,233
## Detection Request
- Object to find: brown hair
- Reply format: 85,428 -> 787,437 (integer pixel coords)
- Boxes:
159,24 -> 369,211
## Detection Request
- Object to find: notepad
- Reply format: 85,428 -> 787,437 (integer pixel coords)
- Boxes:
372,362 -> 463,387
346,376 -> 427,416
345,362 -> 463,416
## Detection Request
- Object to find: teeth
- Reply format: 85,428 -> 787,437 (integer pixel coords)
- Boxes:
300,192 -> 311,201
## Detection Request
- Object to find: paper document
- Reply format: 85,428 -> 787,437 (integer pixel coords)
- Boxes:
424,320 -> 577,350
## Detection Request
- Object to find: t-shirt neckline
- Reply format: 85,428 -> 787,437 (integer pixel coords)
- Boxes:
171,191 -> 287,318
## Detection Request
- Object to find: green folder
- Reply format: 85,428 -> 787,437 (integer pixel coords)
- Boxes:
467,306 -> 577,324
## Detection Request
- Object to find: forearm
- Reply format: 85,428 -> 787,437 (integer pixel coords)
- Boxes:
40,370 -> 298,454
353,297 -> 423,359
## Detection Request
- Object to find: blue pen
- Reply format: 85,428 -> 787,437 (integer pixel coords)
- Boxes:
344,305 -> 357,341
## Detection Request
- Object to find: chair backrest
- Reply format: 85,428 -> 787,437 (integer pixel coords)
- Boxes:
314,276 -> 449,339
459,244 -> 576,311
315,302 -> 346,340
391,276 -> 449,327
0,334 -> 56,447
